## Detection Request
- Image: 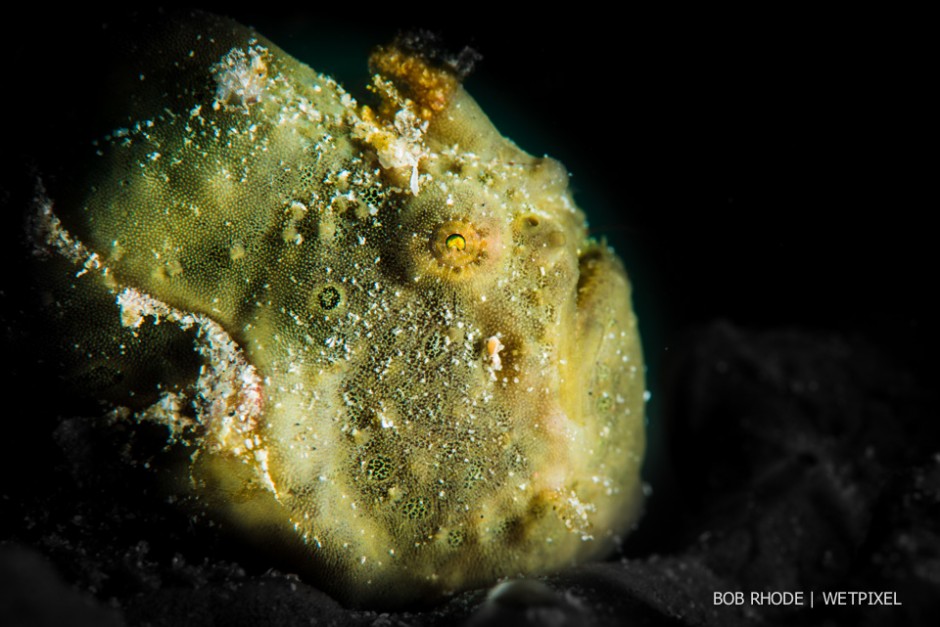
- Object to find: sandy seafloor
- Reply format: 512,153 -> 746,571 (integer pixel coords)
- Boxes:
1,6 -> 935,626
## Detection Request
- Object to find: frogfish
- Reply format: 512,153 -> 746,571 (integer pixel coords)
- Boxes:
29,11 -> 646,608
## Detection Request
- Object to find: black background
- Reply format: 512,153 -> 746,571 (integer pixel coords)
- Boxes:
2,5 -> 935,626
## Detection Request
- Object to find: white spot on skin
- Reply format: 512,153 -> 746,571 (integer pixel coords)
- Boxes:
211,45 -> 269,110
352,79 -> 428,195
485,335 -> 504,381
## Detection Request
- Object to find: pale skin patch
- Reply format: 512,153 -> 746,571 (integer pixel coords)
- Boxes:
211,44 -> 270,111
485,335 -> 504,380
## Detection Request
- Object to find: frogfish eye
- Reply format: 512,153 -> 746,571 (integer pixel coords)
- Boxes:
445,233 -> 466,251
430,219 -> 485,270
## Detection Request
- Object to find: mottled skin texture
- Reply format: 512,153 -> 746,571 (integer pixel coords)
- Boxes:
32,13 -> 645,608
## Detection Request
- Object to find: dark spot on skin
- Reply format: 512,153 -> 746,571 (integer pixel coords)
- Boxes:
367,455 -> 391,481
318,286 -> 341,310
402,497 -> 431,520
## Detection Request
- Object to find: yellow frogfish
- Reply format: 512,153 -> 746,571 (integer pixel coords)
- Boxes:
30,11 -> 646,608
